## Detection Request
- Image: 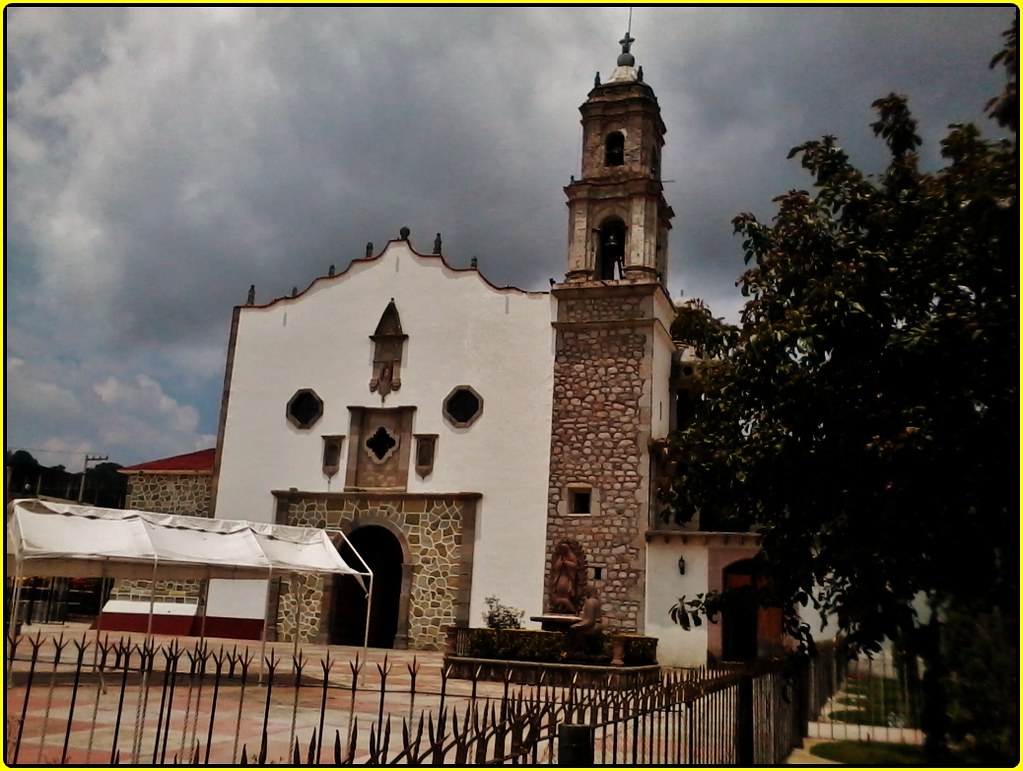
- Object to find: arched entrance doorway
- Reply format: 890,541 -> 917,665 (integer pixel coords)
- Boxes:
330,526 -> 404,648
720,559 -> 783,662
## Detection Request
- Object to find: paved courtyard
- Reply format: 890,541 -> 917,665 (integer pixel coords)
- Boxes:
5,621 -> 518,765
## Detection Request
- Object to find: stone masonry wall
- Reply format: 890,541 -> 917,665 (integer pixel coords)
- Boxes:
126,473 -> 212,517
546,286 -> 655,632
110,472 -> 213,603
275,493 -> 476,650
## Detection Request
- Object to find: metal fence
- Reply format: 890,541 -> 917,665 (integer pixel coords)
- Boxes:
807,646 -> 924,745
5,630 -> 846,765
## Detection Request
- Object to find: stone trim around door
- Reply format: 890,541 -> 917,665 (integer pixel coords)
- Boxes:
272,490 -> 479,650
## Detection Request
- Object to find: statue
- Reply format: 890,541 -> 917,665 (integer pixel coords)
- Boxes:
549,540 -> 587,614
567,589 -> 603,655
571,591 -> 602,633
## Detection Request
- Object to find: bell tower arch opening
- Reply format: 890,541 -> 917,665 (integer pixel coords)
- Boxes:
597,219 -> 626,280
604,131 -> 625,166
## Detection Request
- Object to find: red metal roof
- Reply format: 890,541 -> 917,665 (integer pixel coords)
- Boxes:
120,448 -> 216,473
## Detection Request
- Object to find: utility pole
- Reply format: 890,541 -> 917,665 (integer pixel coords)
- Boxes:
78,454 -> 108,503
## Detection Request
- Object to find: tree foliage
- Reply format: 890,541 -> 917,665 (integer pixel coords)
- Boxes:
664,22 -> 1017,759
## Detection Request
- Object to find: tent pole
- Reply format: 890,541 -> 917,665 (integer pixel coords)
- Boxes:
292,574 -> 300,665
145,559 -> 158,643
333,528 -> 374,688
258,571 -> 272,686
361,573 -> 373,688
91,565 -> 105,686
6,569 -> 24,684
198,575 -> 210,645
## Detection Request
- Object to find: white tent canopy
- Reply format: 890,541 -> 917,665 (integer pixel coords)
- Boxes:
5,498 -> 377,683
5,498 -> 367,585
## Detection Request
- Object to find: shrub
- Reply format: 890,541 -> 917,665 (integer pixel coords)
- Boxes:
462,628 -> 563,662
481,596 -> 525,629
459,627 -> 659,666
614,633 -> 659,665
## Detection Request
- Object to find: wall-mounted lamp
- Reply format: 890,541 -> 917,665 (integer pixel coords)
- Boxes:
677,555 -> 686,576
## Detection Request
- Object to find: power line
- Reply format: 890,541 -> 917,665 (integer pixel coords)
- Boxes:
5,446 -> 100,457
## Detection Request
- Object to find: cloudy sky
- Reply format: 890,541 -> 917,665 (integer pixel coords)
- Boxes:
5,5 -> 1014,468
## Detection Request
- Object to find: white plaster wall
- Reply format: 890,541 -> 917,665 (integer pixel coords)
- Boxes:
213,241 -> 555,624
650,310 -> 674,440
645,539 -> 711,668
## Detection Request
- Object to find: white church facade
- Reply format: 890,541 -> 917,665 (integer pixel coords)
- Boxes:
110,35 -> 792,668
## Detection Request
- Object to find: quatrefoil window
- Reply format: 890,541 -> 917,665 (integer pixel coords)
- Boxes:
365,426 -> 399,463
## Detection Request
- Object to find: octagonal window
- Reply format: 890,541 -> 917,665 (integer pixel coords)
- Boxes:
287,388 -> 323,429
443,385 -> 483,428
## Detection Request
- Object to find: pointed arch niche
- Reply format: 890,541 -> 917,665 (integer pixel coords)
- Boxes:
369,299 -> 408,399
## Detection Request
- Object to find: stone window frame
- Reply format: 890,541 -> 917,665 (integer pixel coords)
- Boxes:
364,425 -> 400,465
561,484 -> 600,517
286,388 -> 324,429
442,385 -> 484,429
414,434 -> 438,478
322,435 -> 344,478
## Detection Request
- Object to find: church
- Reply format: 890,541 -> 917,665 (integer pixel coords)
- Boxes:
111,33 -> 783,669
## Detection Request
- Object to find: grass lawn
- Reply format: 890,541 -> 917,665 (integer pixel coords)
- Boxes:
809,740 -> 927,765
832,675 -> 919,728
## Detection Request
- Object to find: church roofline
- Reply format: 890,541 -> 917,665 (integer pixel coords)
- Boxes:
236,236 -> 549,311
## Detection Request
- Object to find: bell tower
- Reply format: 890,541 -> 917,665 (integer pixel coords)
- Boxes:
544,34 -> 678,634
564,31 -> 674,286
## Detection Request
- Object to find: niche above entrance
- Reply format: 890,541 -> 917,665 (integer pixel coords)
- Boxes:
369,300 -> 408,401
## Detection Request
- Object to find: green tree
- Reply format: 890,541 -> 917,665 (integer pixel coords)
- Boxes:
665,22 -> 1017,762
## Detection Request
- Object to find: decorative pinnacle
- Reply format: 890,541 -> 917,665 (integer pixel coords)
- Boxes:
617,31 -> 635,66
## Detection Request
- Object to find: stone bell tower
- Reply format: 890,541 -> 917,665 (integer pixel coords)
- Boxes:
564,31 -> 674,286
544,32 -> 677,633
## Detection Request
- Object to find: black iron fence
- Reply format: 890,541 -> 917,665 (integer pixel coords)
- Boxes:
4,630 -> 846,765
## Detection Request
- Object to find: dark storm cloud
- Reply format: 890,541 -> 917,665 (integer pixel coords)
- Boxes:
5,6 -> 1013,465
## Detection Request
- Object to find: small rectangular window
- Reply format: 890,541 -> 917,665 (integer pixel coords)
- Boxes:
570,489 -> 592,514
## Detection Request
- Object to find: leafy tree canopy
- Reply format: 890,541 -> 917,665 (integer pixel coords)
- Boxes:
665,22 -> 1017,662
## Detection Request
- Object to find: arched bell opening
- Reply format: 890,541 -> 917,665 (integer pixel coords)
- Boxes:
604,131 -> 625,167
596,219 -> 626,280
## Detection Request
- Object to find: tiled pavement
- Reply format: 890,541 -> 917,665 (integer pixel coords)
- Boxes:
7,621 -> 852,766
5,622 -> 517,765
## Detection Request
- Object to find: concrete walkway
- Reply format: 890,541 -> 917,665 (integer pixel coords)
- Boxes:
786,737 -> 841,765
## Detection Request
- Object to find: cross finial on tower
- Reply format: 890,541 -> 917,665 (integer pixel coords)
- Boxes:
616,24 -> 636,68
